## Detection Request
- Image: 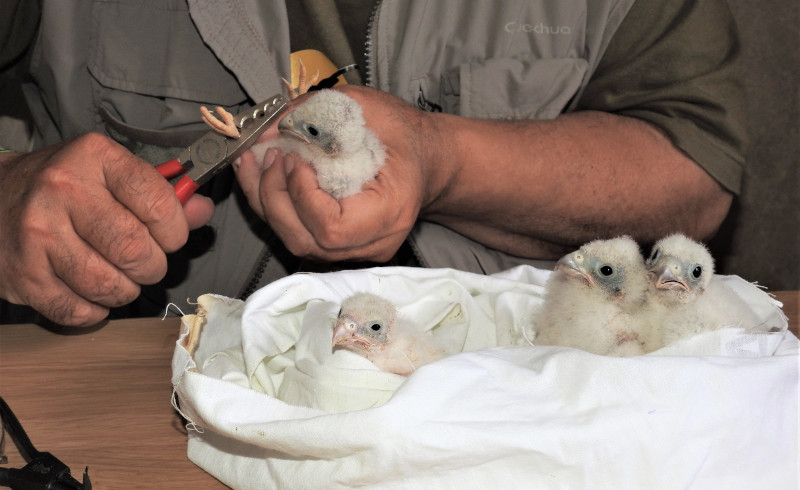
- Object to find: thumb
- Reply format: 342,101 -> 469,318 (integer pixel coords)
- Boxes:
183,194 -> 215,229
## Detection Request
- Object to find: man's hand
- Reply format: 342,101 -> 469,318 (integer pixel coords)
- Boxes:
235,86 -> 432,262
0,133 -> 214,326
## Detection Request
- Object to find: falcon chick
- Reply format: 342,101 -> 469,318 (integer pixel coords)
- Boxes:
643,233 -> 764,349
250,90 -> 386,200
533,236 -> 650,356
331,293 -> 449,376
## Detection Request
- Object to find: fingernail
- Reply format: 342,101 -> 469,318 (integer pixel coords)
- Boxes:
262,147 -> 278,171
284,153 -> 296,175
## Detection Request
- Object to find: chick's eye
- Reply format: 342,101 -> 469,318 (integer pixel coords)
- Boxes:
692,265 -> 703,279
370,323 -> 382,332
649,249 -> 660,263
599,265 -> 614,276
305,124 -> 319,137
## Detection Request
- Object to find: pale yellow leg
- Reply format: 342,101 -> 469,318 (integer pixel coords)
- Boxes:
202,58 -> 321,135
283,58 -> 320,100
200,105 -> 240,139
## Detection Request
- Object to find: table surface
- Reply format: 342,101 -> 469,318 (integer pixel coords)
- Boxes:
1,291 -> 797,489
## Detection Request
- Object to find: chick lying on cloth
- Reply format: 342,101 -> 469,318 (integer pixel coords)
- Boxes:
331,292 -> 455,376
171,266 -> 797,490
532,234 -> 779,356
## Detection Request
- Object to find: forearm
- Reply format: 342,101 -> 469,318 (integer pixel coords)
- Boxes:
419,110 -> 732,259
0,150 -> 19,165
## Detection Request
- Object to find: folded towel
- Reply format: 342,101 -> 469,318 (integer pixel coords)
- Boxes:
172,266 -> 798,489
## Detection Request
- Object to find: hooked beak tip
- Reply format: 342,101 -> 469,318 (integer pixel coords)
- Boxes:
331,322 -> 351,347
652,267 -> 689,291
555,254 -> 594,286
278,118 -> 311,144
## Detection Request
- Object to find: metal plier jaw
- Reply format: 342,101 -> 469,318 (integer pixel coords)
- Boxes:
181,94 -> 287,186
161,95 -> 287,202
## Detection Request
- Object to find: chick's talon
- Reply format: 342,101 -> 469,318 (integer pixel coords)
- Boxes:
284,58 -> 320,100
200,105 -> 240,139
282,77 -> 296,99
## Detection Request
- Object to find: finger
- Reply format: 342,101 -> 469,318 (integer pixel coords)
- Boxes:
34,285 -> 110,327
267,155 -> 405,261
285,162 -> 412,261
86,136 -> 190,252
12,264 -> 112,327
68,189 -> 168,286
234,146 -> 278,220
258,153 -> 321,256
47,230 -> 141,308
183,194 -> 215,229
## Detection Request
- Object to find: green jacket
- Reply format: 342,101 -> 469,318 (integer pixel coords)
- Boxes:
15,0 -> 744,313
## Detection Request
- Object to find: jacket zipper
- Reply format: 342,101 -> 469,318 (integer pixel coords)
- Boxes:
364,0 -> 383,88
239,244 -> 273,300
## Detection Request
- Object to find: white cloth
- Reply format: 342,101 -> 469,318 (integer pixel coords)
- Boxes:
171,266 -> 798,489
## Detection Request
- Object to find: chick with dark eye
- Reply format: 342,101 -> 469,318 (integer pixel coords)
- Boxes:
645,235 -> 714,302
641,233 -> 764,350
331,293 -> 451,376
532,236 -> 650,356
249,90 -> 386,199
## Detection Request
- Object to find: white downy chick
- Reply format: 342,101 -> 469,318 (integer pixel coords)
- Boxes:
643,233 -> 764,349
250,90 -> 386,200
533,236 -> 650,356
331,293 -> 449,376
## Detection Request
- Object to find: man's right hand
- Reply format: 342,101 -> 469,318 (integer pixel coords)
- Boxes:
0,133 -> 214,326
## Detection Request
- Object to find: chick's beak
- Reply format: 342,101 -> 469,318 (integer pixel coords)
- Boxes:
652,265 -> 689,291
331,320 -> 355,347
555,253 -> 595,286
278,115 -> 310,144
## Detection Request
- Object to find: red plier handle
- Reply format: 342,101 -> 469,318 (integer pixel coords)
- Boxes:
157,158 -> 201,204
156,95 -> 287,204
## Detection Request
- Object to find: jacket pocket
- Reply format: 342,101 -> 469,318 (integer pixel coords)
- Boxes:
440,55 -> 588,120
88,0 -> 247,133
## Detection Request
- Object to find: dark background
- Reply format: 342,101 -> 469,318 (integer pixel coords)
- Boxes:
706,0 -> 799,290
